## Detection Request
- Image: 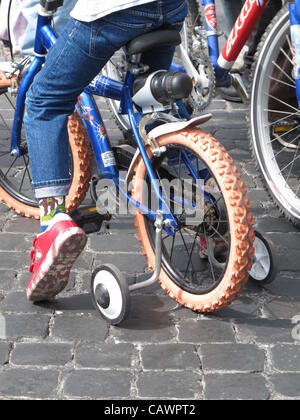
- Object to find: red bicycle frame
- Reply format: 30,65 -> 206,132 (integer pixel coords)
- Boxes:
202,0 -> 268,83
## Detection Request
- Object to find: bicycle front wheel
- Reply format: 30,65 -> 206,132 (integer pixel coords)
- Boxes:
132,128 -> 254,312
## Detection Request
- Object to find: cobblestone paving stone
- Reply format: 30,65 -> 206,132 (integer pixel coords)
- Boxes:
1,73 -> 300,400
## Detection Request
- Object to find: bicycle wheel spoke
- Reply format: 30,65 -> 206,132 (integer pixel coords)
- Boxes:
285,141 -> 300,187
4,156 -> 18,178
271,60 -> 296,86
18,163 -> 27,193
279,152 -> 300,174
170,231 -> 177,262
23,155 -> 32,183
279,46 -> 294,67
178,228 -> 196,275
264,110 -> 300,129
273,132 -> 300,158
183,224 -> 200,280
4,93 -> 16,111
268,75 -> 295,90
265,92 -> 299,114
264,109 -> 299,116
21,155 -> 32,187
182,153 -> 198,182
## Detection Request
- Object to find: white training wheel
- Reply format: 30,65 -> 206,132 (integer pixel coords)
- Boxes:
91,264 -> 130,325
249,231 -> 277,286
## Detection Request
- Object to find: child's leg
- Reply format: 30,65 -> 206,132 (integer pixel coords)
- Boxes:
25,0 -> 188,301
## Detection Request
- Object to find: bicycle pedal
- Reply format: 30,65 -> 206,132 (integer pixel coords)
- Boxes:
71,206 -> 111,235
274,124 -> 295,134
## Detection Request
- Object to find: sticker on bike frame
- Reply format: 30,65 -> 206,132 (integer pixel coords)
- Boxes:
205,4 -> 217,33
102,151 -> 116,168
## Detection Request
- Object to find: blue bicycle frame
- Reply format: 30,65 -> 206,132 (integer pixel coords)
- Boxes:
10,11 -> 204,233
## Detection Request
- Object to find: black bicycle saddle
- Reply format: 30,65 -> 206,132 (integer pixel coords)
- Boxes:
126,30 -> 182,55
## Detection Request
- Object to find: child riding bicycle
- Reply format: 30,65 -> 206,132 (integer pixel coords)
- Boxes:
24,0 -> 188,302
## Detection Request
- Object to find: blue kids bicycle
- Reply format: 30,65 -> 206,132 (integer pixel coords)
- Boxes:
0,0 -> 276,324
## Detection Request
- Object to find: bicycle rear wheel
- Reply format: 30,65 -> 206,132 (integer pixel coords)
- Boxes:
0,89 -> 92,218
132,128 -> 254,312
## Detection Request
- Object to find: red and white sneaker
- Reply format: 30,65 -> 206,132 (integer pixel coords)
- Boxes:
27,214 -> 87,302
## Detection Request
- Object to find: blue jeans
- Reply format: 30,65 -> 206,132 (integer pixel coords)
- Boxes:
24,0 -> 188,199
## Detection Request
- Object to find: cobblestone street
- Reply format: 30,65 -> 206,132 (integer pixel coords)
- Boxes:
0,92 -> 299,400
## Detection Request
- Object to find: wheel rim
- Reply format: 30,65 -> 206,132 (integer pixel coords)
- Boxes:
93,270 -> 123,320
251,11 -> 300,221
249,236 -> 271,281
144,145 -> 231,295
